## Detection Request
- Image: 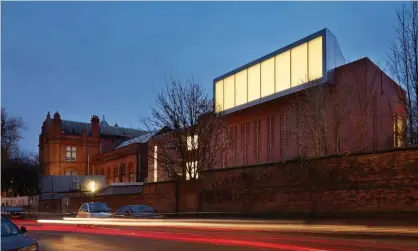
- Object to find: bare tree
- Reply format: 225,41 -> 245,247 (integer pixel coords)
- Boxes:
349,64 -> 381,152
289,78 -> 354,158
143,76 -> 230,181
1,108 -> 26,161
389,0 -> 418,145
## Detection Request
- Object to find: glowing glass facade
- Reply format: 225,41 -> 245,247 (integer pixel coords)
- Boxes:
214,29 -> 345,113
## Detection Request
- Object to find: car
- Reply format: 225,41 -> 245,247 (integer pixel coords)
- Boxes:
1,216 -> 39,251
1,207 -> 27,220
113,205 -> 163,219
76,202 -> 112,218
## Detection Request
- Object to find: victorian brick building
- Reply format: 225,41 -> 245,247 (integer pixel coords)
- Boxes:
39,113 -> 153,183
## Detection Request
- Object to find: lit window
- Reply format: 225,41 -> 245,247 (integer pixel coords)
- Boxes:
153,145 -> 158,182
64,170 -> 77,176
65,146 -> 76,162
261,57 -> 275,98
291,42 -> 308,87
393,114 -> 405,148
275,50 -> 291,93
186,161 -> 198,180
187,135 -> 198,150
215,80 -> 224,112
224,75 -> 235,110
308,36 -> 323,81
235,69 -> 247,106
248,63 -> 261,102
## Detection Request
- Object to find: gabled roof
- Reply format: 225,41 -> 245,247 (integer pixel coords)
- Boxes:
115,132 -> 156,149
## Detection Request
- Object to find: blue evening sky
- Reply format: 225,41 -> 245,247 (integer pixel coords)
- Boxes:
1,1 -> 405,153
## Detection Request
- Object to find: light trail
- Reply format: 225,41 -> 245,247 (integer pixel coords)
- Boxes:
28,224 -> 329,251
61,217 -> 303,224
37,218 -> 418,236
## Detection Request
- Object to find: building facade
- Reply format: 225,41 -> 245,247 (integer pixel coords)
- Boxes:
39,112 -> 152,183
147,29 -> 406,182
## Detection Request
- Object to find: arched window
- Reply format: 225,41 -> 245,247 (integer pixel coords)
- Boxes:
107,167 -> 111,183
113,166 -> 118,182
119,163 -> 126,182
129,163 -> 135,182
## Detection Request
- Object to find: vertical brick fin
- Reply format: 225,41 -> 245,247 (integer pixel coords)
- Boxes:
283,112 -> 288,161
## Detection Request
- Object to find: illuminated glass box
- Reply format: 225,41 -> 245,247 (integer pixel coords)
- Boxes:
214,29 -> 345,114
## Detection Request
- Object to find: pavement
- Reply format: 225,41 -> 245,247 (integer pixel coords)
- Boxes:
11,218 -> 418,251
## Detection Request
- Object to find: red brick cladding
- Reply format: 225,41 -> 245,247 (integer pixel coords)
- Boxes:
92,143 -> 148,184
217,58 -> 406,168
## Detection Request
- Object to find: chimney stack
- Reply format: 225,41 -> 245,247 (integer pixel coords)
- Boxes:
52,111 -> 61,136
91,115 -> 100,137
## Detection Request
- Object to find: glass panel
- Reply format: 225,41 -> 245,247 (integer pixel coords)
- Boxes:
235,69 -> 247,106
308,36 -> 323,81
248,63 -> 261,102
153,145 -> 158,182
66,146 -> 71,151
186,162 -> 191,180
223,75 -> 235,110
275,50 -> 291,93
66,151 -> 71,158
215,80 -> 224,112
194,135 -> 198,149
72,147 -> 76,152
194,161 -> 199,179
187,136 -> 192,151
261,57 -> 275,98
291,42 -> 308,87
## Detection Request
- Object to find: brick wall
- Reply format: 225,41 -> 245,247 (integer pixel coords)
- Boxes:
61,181 -> 177,214
42,148 -> 418,217
199,147 -> 418,216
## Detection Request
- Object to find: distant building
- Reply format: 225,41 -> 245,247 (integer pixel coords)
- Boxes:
39,113 -> 153,183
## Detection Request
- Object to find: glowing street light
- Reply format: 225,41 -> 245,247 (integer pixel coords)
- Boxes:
89,181 -> 96,193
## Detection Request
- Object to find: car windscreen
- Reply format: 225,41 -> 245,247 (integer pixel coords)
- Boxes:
131,205 -> 156,213
89,203 -> 111,213
1,217 -> 20,237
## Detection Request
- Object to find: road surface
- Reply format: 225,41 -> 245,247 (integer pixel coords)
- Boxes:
15,220 -> 418,251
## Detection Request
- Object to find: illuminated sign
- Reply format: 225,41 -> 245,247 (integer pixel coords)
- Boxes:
214,29 -> 345,113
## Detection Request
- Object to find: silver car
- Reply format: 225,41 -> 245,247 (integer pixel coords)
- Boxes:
76,202 -> 112,218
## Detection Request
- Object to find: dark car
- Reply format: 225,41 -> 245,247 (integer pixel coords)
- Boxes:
1,217 -> 39,251
1,207 -> 27,220
114,205 -> 163,219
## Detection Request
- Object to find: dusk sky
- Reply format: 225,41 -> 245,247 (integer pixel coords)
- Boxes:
1,1 -> 405,153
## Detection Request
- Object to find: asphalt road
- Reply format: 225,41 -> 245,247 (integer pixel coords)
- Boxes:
23,224 -> 418,251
